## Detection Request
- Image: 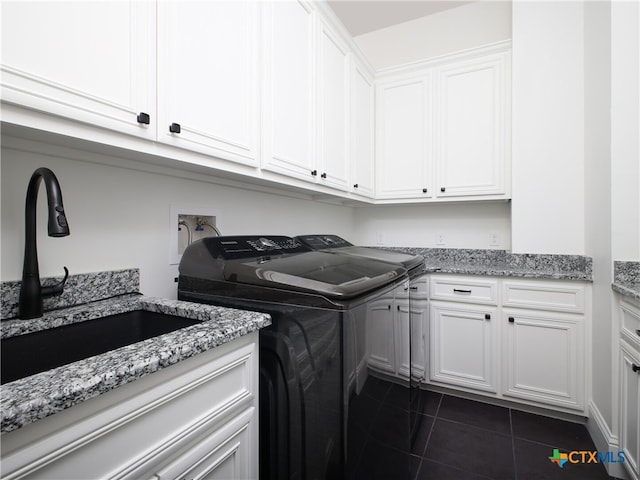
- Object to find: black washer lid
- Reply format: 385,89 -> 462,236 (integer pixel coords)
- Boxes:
179,236 -> 407,299
294,234 -> 424,272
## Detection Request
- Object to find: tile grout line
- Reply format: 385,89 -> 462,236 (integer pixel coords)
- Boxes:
509,408 -> 519,480
413,393 -> 444,480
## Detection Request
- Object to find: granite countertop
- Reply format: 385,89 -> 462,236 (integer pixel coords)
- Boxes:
612,261 -> 640,302
0,270 -> 271,433
383,247 -> 593,281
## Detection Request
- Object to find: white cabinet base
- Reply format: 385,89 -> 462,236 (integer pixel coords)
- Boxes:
1,333 -> 259,480
503,310 -> 584,411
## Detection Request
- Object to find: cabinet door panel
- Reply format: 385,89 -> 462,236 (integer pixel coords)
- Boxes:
151,408 -> 256,480
376,78 -> 430,198
620,342 -> 640,480
367,299 -> 395,374
351,63 -> 375,197
430,304 -> 497,392
434,54 -> 509,197
157,1 -> 258,165
262,0 -> 316,179
503,311 -> 584,410
318,21 -> 350,191
1,1 -> 155,139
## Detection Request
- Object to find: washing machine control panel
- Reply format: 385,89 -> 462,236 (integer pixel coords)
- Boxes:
294,234 -> 354,250
203,235 -> 310,259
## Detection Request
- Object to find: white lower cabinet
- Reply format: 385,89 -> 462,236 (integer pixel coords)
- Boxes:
0,333 -> 259,480
367,295 -> 396,374
427,275 -> 588,414
366,282 -> 428,382
619,340 -> 640,480
502,309 -> 584,410
618,297 -> 640,480
430,303 -> 498,393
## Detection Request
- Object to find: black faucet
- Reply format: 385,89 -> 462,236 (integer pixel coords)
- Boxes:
19,168 -> 70,319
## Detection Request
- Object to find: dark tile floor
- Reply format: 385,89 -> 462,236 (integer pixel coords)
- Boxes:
347,376 -> 615,480
411,391 -> 614,480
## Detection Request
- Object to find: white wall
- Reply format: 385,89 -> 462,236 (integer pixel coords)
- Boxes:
584,0 -> 613,444
0,136 -> 355,299
354,1 -> 512,71
511,1 -> 586,255
350,0 -> 513,250
353,202 -> 511,249
611,0 -> 640,262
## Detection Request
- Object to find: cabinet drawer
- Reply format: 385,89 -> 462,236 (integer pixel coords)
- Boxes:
502,280 -> 585,313
620,299 -> 640,349
430,276 -> 498,305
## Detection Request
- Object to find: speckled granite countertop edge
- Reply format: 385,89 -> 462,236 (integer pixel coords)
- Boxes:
613,261 -> 640,302
0,296 -> 271,433
423,265 -> 592,281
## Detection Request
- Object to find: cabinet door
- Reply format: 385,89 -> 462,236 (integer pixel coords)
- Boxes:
375,77 -> 431,199
149,407 -> 257,480
503,310 -> 584,411
366,298 -> 395,374
1,1 -> 155,139
402,300 -> 428,384
430,303 -> 498,392
317,19 -> 350,191
350,61 -> 375,198
620,342 -> 640,480
157,1 -> 259,166
261,0 -> 316,180
434,53 -> 510,197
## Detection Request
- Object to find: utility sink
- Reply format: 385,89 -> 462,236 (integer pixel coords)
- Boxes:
1,310 -> 200,385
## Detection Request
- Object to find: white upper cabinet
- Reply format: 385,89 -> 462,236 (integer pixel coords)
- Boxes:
374,42 -> 511,202
261,0 -> 317,180
434,52 -> 510,197
350,61 -> 375,198
316,18 -> 351,191
1,1 -> 155,139
375,76 -> 431,199
157,0 -> 259,166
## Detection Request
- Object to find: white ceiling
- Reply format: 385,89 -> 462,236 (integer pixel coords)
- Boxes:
327,0 -> 475,37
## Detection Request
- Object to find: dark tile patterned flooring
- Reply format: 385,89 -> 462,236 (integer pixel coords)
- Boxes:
348,377 -> 615,480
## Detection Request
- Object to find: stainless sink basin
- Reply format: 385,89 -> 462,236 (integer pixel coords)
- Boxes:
1,310 -> 200,385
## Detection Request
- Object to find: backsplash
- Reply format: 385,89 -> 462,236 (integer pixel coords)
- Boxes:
1,269 -> 139,320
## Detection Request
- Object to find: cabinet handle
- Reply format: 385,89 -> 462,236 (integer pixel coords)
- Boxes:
632,364 -> 640,373
397,305 -> 400,311
137,112 -> 150,124
321,172 -> 327,179
353,183 -> 359,188
441,187 -> 446,192
453,288 -> 472,294
485,314 -> 491,320
636,329 -> 640,337
422,188 -> 428,193
311,170 -> 317,176
387,305 -> 391,310
169,123 -> 181,133
410,286 -> 418,291
508,317 -> 515,323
